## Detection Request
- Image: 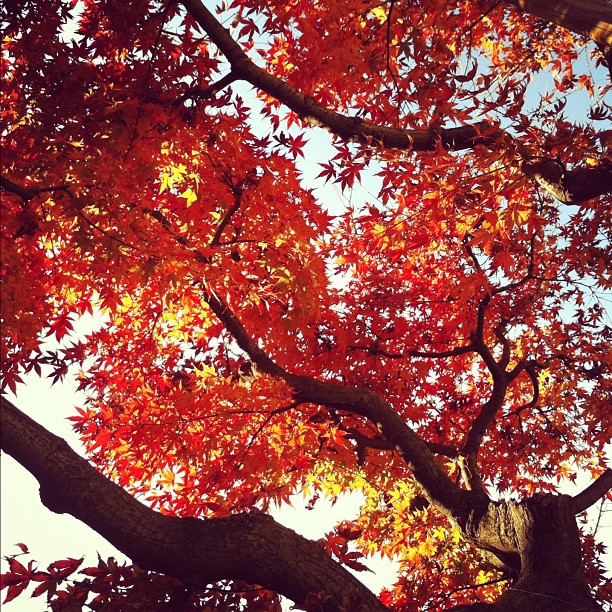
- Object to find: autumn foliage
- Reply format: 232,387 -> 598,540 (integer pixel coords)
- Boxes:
1,0 -> 612,610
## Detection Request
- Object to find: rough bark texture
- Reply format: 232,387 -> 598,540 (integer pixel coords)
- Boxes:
507,0 -> 612,49
2,392 -> 608,610
456,495 -> 602,611
0,396 -> 387,612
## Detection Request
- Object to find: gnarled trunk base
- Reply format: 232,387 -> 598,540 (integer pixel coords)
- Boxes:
455,494 -> 600,611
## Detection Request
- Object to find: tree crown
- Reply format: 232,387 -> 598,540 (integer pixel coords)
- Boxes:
1,0 -> 611,609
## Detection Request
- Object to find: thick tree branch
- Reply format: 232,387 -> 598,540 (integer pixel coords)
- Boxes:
522,159 -> 612,204
493,323 -> 511,370
573,468 -> 612,514
0,396 -> 387,612
1,176 -> 38,200
204,289 -> 286,378
461,379 -> 508,460
203,290 -> 484,524
180,0 -> 499,153
506,0 -> 612,50
459,377 -> 508,490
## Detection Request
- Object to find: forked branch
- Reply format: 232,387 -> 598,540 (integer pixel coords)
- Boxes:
203,290 -> 482,523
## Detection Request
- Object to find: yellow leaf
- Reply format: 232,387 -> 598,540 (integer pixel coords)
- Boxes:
159,172 -> 170,193
369,6 -> 387,23
418,539 -> 436,557
451,526 -> 461,543
179,188 -> 197,206
476,570 -> 491,585
432,527 -> 446,541
202,363 -> 216,376
172,164 -> 187,179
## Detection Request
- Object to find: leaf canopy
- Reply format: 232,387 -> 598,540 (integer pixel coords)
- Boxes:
1,0 -> 611,609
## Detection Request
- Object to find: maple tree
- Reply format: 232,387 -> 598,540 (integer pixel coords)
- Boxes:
2,0 -> 612,609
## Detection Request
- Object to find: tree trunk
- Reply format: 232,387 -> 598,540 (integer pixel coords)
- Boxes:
456,494 -> 601,611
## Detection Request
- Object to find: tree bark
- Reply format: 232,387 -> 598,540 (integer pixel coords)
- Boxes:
1,394 -> 607,610
457,495 -> 602,611
522,159 -> 612,204
506,1 -> 612,50
0,396 -> 387,612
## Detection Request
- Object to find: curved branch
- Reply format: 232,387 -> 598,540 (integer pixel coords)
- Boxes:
0,396 -> 387,612
209,189 -> 243,248
506,0 -> 612,50
204,289 -> 286,378
180,0 -> 500,153
493,323 -> 511,370
507,361 -> 540,414
461,302 -> 510,490
573,469 -> 612,514
203,290 -> 484,524
492,233 -> 537,296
